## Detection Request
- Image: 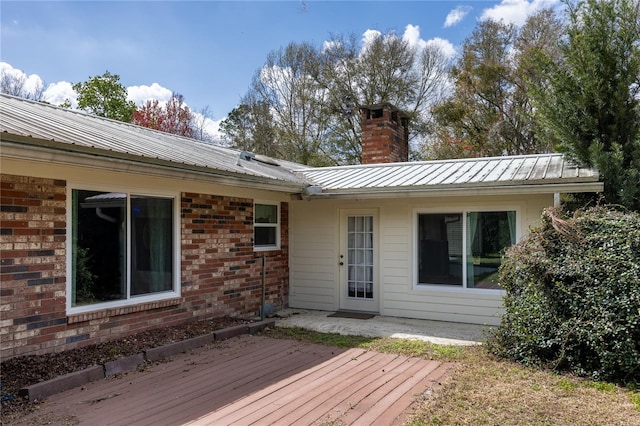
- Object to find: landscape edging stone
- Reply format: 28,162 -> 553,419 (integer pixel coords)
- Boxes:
18,319 -> 276,401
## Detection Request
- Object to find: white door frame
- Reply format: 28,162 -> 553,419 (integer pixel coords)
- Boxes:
339,209 -> 379,313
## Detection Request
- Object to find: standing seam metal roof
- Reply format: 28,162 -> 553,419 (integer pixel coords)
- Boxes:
295,154 -> 600,192
0,94 -> 310,189
1,94 -> 601,196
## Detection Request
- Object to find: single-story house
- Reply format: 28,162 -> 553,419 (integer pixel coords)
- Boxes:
0,94 -> 602,358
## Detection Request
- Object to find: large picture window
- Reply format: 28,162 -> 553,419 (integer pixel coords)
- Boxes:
254,202 -> 279,250
417,210 -> 516,289
71,189 -> 176,308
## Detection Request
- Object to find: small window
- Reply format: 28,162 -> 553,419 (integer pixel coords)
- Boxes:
254,202 -> 279,250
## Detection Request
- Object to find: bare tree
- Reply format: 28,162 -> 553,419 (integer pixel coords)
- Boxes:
0,69 -> 45,101
191,105 -> 216,143
227,31 -> 452,165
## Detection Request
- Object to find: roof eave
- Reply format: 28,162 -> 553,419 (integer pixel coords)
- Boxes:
1,136 -> 308,193
301,181 -> 604,200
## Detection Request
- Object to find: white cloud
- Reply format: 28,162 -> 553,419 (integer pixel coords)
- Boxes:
444,6 -> 472,28
198,115 -> 224,141
0,62 -> 45,97
481,0 -> 560,26
403,24 -> 426,50
361,29 -> 383,51
43,81 -> 77,108
426,37 -> 457,59
127,83 -> 173,105
400,26 -> 457,60
322,40 -> 341,54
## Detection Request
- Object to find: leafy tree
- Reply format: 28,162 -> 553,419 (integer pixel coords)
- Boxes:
427,10 -> 562,159
530,0 -> 640,210
72,71 -> 136,122
131,93 -> 195,138
220,100 -> 278,157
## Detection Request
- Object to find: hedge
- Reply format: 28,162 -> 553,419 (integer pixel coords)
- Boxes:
487,206 -> 640,384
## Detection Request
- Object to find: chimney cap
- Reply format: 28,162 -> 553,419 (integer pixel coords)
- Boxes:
359,103 -> 409,118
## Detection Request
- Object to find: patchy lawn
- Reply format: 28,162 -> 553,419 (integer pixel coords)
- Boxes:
265,327 -> 640,426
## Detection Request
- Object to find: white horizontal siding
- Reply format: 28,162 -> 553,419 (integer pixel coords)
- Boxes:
289,194 -> 555,325
289,205 -> 339,311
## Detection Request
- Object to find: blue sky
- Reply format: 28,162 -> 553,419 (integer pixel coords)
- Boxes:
1,0 -> 561,135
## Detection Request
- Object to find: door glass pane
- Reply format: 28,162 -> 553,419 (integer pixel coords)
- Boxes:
346,215 -> 374,300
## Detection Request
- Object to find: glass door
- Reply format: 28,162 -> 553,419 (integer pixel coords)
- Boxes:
340,211 -> 378,312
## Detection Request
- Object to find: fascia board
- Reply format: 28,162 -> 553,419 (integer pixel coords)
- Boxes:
301,182 -> 604,200
1,140 -> 307,193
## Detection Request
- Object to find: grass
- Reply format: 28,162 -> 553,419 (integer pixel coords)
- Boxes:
264,327 -> 640,425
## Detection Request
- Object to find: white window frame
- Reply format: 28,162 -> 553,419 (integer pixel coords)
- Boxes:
412,205 -> 520,293
66,183 -> 181,315
253,201 -> 280,251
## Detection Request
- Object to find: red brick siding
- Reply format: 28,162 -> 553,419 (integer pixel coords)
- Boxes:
1,175 -> 68,358
180,194 -> 288,319
1,173 -> 289,359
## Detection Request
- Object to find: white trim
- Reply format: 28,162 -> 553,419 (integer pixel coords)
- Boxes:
411,203 -> 520,294
339,208 -> 380,313
253,201 -> 281,251
66,182 -> 181,315
299,182 -> 604,200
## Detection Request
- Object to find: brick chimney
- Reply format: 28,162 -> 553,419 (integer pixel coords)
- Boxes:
360,103 -> 409,164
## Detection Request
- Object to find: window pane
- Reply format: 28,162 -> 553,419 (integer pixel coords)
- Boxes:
417,213 -> 463,285
130,196 -> 174,295
255,227 -> 277,246
72,190 -> 126,306
255,204 -> 277,224
467,211 -> 515,289
254,203 -> 279,249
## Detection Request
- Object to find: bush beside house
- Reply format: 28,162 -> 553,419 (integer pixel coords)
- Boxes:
488,206 -> 640,384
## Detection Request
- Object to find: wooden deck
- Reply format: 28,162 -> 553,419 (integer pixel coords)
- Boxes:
16,335 -> 450,425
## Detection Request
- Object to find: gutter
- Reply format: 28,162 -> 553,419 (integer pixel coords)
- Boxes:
299,181 -> 604,200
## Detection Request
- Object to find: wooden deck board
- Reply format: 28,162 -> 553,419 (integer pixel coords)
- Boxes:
15,335 -> 450,426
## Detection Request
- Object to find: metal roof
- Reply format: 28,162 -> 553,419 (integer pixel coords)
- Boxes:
295,154 -> 602,198
0,94 -> 310,191
1,94 -> 602,198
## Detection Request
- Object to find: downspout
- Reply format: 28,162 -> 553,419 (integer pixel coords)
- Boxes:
261,255 -> 266,321
95,208 -> 117,223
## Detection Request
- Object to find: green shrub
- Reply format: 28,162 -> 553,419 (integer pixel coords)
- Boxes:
486,206 -> 640,384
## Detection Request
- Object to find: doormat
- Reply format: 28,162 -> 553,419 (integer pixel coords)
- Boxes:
327,311 -> 375,320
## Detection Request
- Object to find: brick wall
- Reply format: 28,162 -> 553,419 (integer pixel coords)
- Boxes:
1,175 -> 68,357
1,173 -> 289,359
180,193 -> 289,319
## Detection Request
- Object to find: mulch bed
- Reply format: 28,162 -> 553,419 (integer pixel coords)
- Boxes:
0,317 -> 250,424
